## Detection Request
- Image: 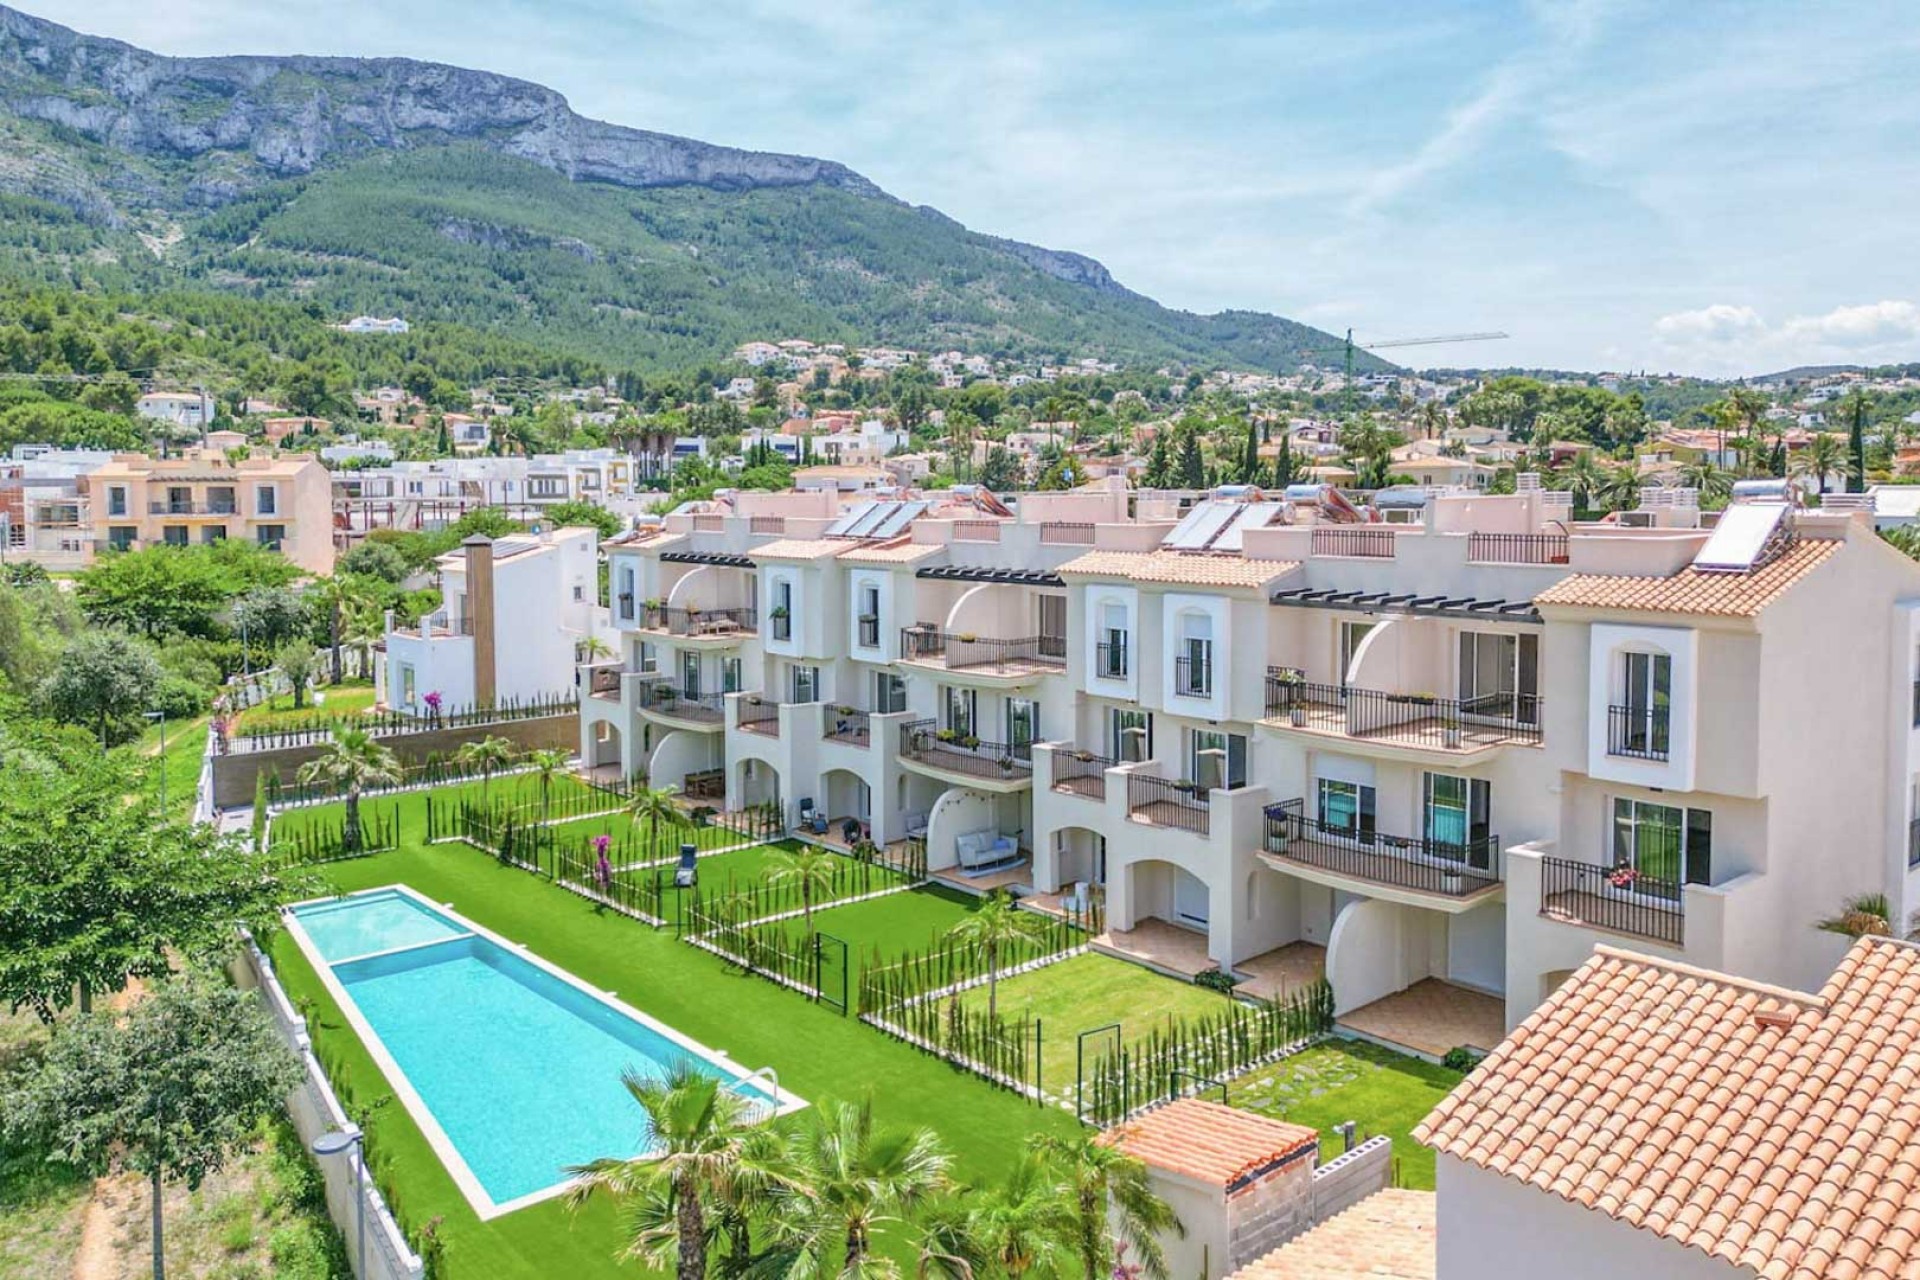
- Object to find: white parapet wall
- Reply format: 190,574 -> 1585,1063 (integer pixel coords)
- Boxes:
233,940 -> 426,1280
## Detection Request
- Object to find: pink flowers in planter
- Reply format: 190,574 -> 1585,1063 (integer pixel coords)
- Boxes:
1607,863 -> 1640,890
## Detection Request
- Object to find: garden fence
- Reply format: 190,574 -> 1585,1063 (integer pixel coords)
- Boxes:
224,691 -> 579,753
265,804 -> 402,871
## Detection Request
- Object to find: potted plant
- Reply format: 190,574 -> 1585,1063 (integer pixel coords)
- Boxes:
1440,864 -> 1464,892
768,605 -> 790,620
998,755 -> 1016,775
955,632 -> 978,643
1442,722 -> 1463,749
1607,862 -> 1640,891
1072,749 -> 1095,763
961,734 -> 981,751
936,727 -> 959,743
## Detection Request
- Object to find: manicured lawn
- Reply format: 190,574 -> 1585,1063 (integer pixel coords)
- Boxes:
272,843 -> 1074,1280
756,884 -> 982,961
134,713 -> 209,821
542,808 -> 760,861
235,679 -> 378,731
956,952 -> 1238,1097
268,770 -> 611,849
1228,1039 -> 1464,1189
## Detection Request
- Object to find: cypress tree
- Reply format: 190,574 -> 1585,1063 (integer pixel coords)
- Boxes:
1847,391 -> 1868,493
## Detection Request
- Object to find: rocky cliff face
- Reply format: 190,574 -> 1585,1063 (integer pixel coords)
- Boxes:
0,4 -> 887,198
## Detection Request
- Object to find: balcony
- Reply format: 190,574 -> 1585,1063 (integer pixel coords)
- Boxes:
640,604 -> 756,640
584,662 -> 624,701
1050,748 -> 1115,801
1538,855 -> 1684,946
1467,532 -> 1569,565
1173,654 -> 1212,699
857,616 -> 880,648
1127,774 -> 1210,836
1312,527 -> 1397,559
639,682 -> 726,728
898,718 -> 1033,789
1039,521 -> 1095,546
1606,704 -> 1670,762
148,501 -> 237,517
1263,669 -> 1542,759
1094,640 -> 1129,680
393,612 -> 475,639
1261,801 -> 1501,904
736,696 -> 782,737
898,627 -> 1066,682
823,705 -> 871,747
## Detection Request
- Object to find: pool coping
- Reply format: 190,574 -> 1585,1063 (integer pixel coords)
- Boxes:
282,883 -> 808,1221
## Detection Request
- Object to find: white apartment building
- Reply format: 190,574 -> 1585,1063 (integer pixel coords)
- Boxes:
379,528 -> 604,716
332,451 -> 640,545
579,476 -> 1920,1058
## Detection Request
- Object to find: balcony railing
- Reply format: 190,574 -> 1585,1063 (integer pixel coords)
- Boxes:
640,685 -> 725,724
750,516 -> 786,534
824,706 -> 871,746
1095,640 -> 1129,680
899,628 -> 1066,673
148,501 -> 237,516
395,612 -> 475,638
1039,521 -> 1096,545
640,605 -> 757,638
1606,704 -> 1670,761
1264,670 -> 1542,751
1050,749 -> 1115,801
1312,527 -> 1397,559
616,591 -> 636,624
898,718 -> 1034,781
736,697 -> 782,736
1467,532 -> 1570,565
1173,654 -> 1213,698
1263,800 -> 1499,897
692,514 -> 725,532
953,520 -> 1002,543
1127,774 -> 1209,835
1538,855 -> 1684,946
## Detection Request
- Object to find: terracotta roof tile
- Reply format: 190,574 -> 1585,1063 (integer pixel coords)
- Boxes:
1228,1190 -> 1435,1280
836,538 -> 945,564
1056,550 -> 1299,591
1098,1098 -> 1317,1190
746,538 -> 850,562
1415,938 -> 1920,1280
1533,537 -> 1839,617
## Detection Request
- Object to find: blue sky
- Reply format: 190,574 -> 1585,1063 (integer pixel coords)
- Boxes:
37,0 -> 1920,376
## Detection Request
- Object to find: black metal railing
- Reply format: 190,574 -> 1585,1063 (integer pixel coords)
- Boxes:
394,613 -> 476,638
1263,801 -> 1499,896
1095,640 -> 1129,679
1467,532 -> 1570,565
1606,704 -> 1670,761
899,628 -> 1066,672
824,706 -> 871,746
1312,527 -> 1397,558
640,685 -> 726,724
640,604 -> 757,637
1264,670 -> 1542,749
898,718 -> 1033,781
1127,774 -> 1209,835
858,616 -> 881,647
736,697 -> 782,735
616,592 -> 636,623
1050,749 -> 1115,799
1173,654 -> 1213,699
1539,855 -> 1684,945
148,501 -> 237,516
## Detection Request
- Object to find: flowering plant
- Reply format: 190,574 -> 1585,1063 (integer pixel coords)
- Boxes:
1607,862 -> 1640,889
593,834 -> 612,855
423,690 -> 443,712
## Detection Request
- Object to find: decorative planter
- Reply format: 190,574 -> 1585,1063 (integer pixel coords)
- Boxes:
1290,708 -> 1308,727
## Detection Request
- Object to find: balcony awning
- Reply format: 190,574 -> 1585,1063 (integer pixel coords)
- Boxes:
660,550 -> 754,568
915,565 -> 1065,587
1270,586 -> 1541,624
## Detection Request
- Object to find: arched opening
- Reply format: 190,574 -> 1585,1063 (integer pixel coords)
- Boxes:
803,768 -> 872,847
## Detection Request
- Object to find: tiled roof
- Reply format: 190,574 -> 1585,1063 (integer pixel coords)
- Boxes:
1533,537 -> 1839,617
1228,1190 -> 1435,1280
1056,550 -> 1299,591
1415,938 -> 1920,1280
746,538 -> 849,562
1098,1098 -> 1317,1191
836,538 -> 945,564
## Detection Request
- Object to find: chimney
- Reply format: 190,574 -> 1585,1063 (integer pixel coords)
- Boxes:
463,535 -> 497,708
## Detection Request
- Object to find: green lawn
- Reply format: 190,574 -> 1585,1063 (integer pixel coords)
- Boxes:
268,770 -> 611,849
134,713 -> 210,822
956,952 -> 1238,1098
1228,1039 -> 1464,1189
235,679 -> 378,731
542,809 -> 759,861
272,843 -> 1075,1280
753,884 -> 982,961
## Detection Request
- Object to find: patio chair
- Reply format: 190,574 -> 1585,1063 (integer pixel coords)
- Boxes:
672,842 -> 699,888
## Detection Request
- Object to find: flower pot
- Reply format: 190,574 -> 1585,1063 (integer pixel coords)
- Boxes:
1442,726 -> 1462,749
1289,708 -> 1307,728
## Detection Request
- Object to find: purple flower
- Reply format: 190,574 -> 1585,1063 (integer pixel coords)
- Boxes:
423,690 -> 443,711
593,834 -> 612,855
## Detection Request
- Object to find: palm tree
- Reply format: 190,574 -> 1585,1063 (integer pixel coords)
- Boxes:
579,634 -> 615,664
765,846 -> 838,931
1816,892 -> 1908,939
1593,462 -> 1644,514
1677,458 -> 1733,505
565,1063 -> 759,1280
626,782 -> 684,859
1030,1129 -> 1181,1280
1793,433 -> 1848,496
526,747 -> 571,820
452,734 -> 515,801
312,573 -> 373,686
943,891 -> 1043,1019
953,1153 -> 1074,1280
1552,452 -> 1611,513
296,728 -> 400,851
771,1097 -> 952,1277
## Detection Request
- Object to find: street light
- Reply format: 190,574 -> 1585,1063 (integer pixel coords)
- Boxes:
144,709 -> 166,812
311,1126 -> 366,1278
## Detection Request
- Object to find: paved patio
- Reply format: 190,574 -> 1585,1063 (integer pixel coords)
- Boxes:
1091,918 -> 1213,978
1235,941 -> 1327,1000
1337,978 -> 1505,1059
931,860 -> 1032,897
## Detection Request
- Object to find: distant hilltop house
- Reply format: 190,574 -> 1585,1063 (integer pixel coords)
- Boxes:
135,390 -> 214,429
339,316 -> 410,334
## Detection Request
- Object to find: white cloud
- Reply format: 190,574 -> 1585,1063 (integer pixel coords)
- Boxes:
1650,300 -> 1920,374
1781,301 -> 1920,350
1652,304 -> 1766,344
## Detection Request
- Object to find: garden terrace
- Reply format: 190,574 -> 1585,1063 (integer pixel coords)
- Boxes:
897,627 -> 1066,678
223,693 -> 580,753
639,604 -> 757,638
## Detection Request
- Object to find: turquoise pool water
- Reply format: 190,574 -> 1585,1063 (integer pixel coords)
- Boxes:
291,890 -> 779,1208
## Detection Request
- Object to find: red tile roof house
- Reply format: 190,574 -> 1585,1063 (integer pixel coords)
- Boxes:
1411,936 -> 1920,1280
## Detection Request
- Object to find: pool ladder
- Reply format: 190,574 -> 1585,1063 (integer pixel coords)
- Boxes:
731,1066 -> 782,1122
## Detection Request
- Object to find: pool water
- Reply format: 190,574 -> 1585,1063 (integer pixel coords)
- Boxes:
290,890 -> 781,1210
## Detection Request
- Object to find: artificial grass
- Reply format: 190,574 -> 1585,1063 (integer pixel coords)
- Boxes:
541,809 -> 754,860
762,885 -> 982,961
235,679 -> 377,730
271,842 -> 1075,1280
956,952 -> 1238,1097
1228,1039 -> 1464,1189
268,771 -> 610,849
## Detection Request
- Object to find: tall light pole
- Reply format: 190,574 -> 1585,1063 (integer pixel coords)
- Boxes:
144,709 -> 167,813
312,1126 -> 366,1278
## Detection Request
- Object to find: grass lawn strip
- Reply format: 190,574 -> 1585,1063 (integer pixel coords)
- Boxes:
266,769 -> 607,849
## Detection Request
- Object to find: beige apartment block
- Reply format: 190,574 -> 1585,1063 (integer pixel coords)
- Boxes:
86,450 -> 335,573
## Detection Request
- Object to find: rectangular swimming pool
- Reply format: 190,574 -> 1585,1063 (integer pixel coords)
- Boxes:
285,887 -> 800,1217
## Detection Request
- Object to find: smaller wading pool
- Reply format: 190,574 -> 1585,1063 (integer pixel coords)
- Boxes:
284,886 -> 802,1218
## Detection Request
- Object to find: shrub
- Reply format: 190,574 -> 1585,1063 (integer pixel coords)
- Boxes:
1193,967 -> 1240,993
1441,1046 -> 1486,1073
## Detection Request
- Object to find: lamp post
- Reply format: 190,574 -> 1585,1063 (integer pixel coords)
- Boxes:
144,708 -> 166,812
311,1126 -> 366,1278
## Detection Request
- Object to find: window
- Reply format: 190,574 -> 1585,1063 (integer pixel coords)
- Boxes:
616,566 -> 636,621
790,664 -> 819,704
1317,778 -> 1376,840
1188,729 -> 1247,790
1422,773 -> 1491,859
772,579 -> 792,641
1176,614 -> 1213,698
944,686 -> 977,738
200,527 -> 226,545
680,651 -> 702,698
639,640 -> 657,673
400,663 -> 417,707
1458,631 -> 1539,722
256,525 -> 285,550
1006,698 -> 1039,752
876,672 -> 907,713
1110,708 -> 1152,761
255,484 -> 277,516
107,526 -> 136,551
165,486 -> 192,515
722,658 -> 743,694
858,583 -> 881,648
208,486 -> 236,515
1338,621 -> 1374,686
1611,651 -> 1672,759
162,525 -> 189,547
1097,603 -> 1129,679
106,486 -> 127,518
1037,594 -> 1067,659
1610,798 -> 1711,891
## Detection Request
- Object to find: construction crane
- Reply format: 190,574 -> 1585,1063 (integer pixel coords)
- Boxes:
1306,329 -> 1510,417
